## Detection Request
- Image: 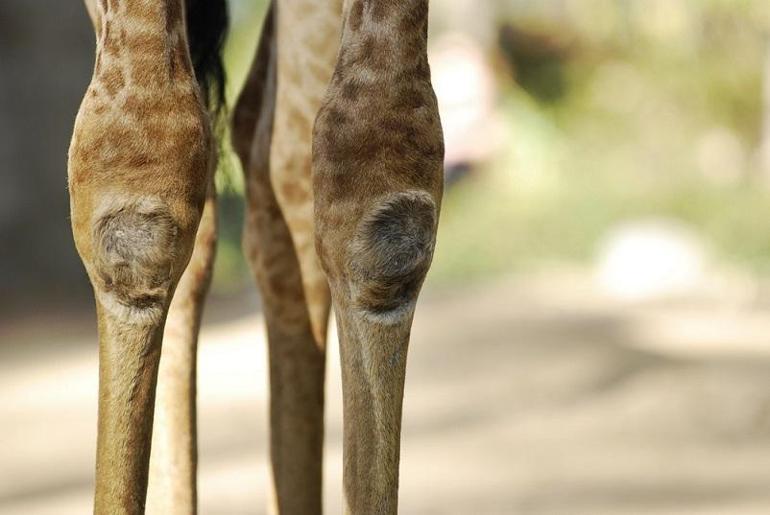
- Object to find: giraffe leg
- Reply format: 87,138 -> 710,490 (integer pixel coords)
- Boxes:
232,4 -> 338,512
313,1 -> 444,513
68,2 -> 214,513
146,181 -> 217,515
271,0 -> 342,346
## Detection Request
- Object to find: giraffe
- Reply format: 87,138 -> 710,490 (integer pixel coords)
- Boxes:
68,0 -> 444,513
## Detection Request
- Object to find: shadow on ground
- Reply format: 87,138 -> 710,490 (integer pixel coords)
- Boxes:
3,273 -> 770,514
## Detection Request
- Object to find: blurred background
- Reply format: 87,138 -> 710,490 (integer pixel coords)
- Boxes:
3,0 -> 770,513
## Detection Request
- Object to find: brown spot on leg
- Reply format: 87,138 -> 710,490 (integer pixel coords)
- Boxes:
349,0 -> 364,32
341,80 -> 361,100
367,0 -> 389,22
281,181 -> 311,204
100,65 -> 126,97
125,33 -> 166,57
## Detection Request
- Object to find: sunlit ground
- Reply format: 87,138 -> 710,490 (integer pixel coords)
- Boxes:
4,269 -> 770,514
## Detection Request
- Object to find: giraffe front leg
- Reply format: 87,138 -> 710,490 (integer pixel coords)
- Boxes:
71,184 -> 207,514
318,192 -> 439,515
68,2 -> 212,512
313,1 -> 444,513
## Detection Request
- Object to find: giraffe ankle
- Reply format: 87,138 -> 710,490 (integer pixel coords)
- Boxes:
347,190 -> 437,320
90,196 -> 180,324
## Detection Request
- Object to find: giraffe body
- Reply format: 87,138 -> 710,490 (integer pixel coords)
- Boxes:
68,0 -> 443,513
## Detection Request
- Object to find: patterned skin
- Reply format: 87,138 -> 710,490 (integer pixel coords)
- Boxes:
70,1 -> 213,513
313,1 -> 444,512
234,5 -> 332,513
271,0 -> 343,349
71,0 -> 442,513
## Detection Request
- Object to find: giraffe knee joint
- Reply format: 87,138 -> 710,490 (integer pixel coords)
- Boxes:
91,197 -> 179,322
349,191 -> 437,319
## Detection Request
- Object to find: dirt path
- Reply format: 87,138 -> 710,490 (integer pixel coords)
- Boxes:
3,274 -> 770,514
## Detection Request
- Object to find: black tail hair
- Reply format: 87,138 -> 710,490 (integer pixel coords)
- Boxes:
186,0 -> 229,119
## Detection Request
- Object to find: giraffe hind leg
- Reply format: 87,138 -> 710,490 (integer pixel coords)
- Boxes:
232,3 -> 333,512
270,0 -> 343,347
146,181 -> 217,515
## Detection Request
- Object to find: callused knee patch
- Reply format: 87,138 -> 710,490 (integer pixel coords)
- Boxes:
92,197 -> 178,317
349,191 -> 437,317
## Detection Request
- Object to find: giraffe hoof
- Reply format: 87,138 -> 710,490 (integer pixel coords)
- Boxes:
349,190 -> 437,318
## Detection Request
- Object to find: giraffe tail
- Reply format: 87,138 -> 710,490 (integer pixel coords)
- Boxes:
186,0 -> 229,120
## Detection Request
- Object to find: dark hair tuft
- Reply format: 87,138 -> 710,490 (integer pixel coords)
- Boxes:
186,0 -> 229,119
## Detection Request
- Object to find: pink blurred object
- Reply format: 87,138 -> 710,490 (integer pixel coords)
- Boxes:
429,34 -> 502,179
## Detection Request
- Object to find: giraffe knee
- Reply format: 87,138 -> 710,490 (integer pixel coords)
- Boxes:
349,191 -> 437,318
92,197 -> 178,319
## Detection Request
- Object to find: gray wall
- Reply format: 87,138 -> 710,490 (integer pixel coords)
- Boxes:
0,2 -> 95,309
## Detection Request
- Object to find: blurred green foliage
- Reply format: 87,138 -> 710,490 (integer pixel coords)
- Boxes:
212,0 -> 770,291
211,0 -> 266,291
432,0 -> 770,283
